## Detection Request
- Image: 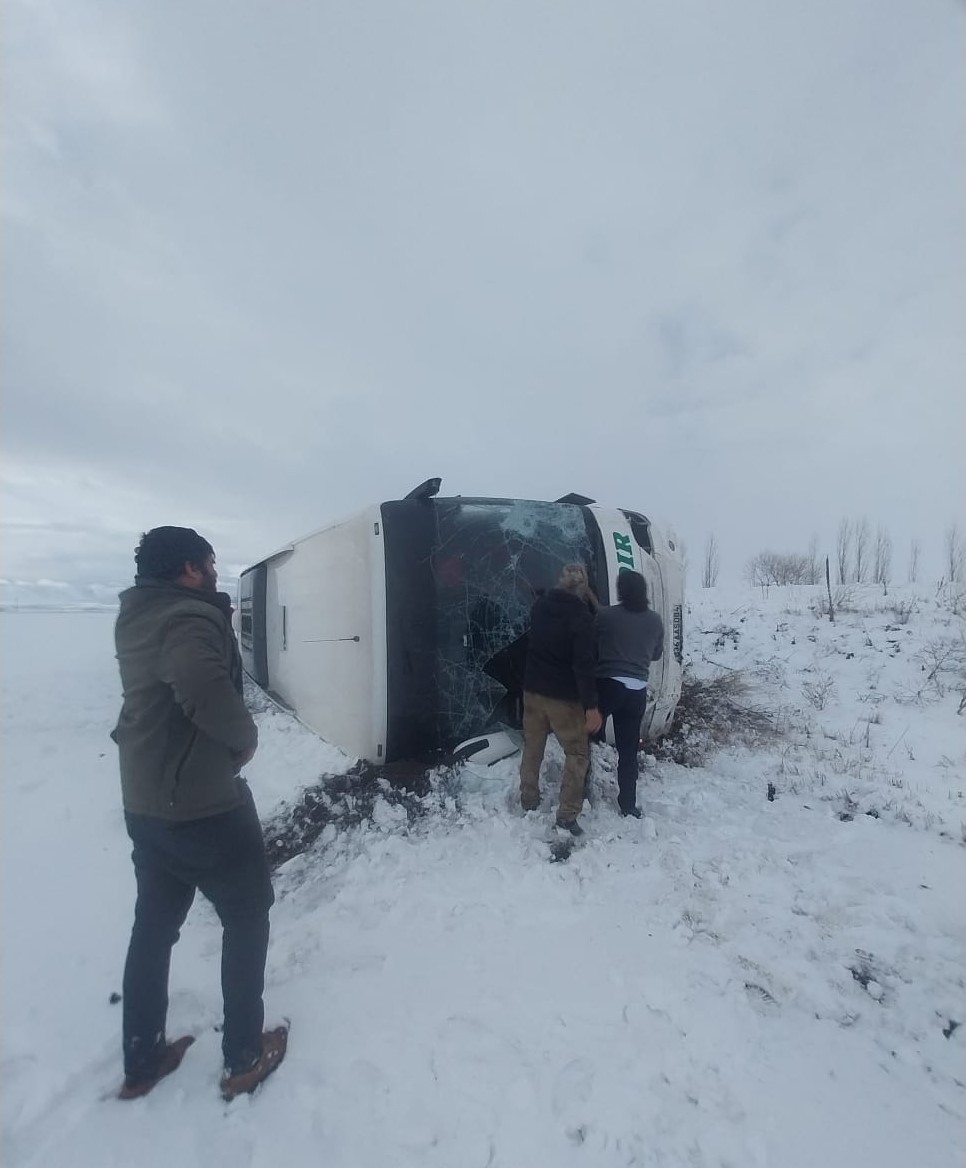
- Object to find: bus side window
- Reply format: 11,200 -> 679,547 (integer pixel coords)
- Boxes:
621,510 -> 653,555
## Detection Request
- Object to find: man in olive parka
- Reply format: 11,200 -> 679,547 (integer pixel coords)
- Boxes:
113,526 -> 286,1101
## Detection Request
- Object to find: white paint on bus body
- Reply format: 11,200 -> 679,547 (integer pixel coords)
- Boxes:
240,496 -> 683,764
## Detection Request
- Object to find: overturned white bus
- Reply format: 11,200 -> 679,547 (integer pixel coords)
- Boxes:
239,479 -> 684,764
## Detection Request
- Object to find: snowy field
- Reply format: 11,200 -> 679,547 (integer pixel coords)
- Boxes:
1,585 -> 964,1167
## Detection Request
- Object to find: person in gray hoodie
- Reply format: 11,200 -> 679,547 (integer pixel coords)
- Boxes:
594,570 -> 664,818
113,527 -> 286,1101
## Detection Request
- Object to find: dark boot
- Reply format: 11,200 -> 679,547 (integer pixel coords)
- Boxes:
118,1035 -> 195,1100
555,818 -> 584,837
220,1025 -> 289,1101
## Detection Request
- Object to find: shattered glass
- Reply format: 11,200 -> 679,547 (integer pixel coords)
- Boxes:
430,500 -> 599,746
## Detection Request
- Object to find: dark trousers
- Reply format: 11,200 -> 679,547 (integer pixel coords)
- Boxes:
122,784 -> 275,1081
596,678 -> 648,813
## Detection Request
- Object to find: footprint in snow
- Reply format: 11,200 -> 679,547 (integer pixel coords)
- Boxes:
744,982 -> 781,1014
551,1056 -> 595,1117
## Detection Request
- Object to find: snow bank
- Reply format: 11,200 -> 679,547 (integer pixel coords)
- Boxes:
1,589 -> 963,1167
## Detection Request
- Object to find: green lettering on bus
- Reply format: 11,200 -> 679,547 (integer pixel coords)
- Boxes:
613,532 -> 635,568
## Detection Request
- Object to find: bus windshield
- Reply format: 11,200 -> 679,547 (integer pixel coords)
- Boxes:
381,497 -> 604,758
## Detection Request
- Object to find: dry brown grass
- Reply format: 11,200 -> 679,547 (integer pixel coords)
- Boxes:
650,670 -> 779,766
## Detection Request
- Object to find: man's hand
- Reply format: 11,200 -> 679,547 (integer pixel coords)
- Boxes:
585,707 -> 602,735
230,742 -> 258,773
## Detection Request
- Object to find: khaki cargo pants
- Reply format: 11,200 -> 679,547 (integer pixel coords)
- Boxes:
519,691 -> 589,821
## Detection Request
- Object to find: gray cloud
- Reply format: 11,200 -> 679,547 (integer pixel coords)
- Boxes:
3,0 -> 964,588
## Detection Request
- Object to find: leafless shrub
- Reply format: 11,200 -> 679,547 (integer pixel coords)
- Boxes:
913,636 -> 966,701
811,595 -> 829,618
802,674 -> 837,710
888,599 -> 915,625
747,551 -> 812,587
892,682 -> 925,708
835,586 -> 858,612
811,586 -> 858,618
650,670 -> 778,767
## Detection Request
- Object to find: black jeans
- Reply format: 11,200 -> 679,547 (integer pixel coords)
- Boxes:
596,678 -> 648,813
122,784 -> 275,1081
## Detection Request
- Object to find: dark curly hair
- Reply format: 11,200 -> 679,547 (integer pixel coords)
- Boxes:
135,527 -> 214,581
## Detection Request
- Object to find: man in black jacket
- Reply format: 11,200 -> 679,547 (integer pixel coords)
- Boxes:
113,527 -> 286,1101
519,564 -> 602,834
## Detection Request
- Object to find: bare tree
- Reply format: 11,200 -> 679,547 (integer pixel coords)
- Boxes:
853,516 -> 871,583
747,551 -> 812,587
824,555 -> 835,623
836,519 -> 853,584
908,538 -> 921,583
806,535 -> 821,585
946,522 -> 965,584
747,554 -> 769,587
873,526 -> 892,587
701,533 -> 720,588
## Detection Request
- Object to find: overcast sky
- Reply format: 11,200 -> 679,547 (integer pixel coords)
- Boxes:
3,0 -> 964,590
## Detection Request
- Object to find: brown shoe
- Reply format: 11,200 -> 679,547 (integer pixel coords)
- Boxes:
118,1035 -> 195,1100
220,1026 -> 289,1101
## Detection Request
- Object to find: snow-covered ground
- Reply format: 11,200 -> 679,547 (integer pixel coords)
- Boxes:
2,585 -> 964,1167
